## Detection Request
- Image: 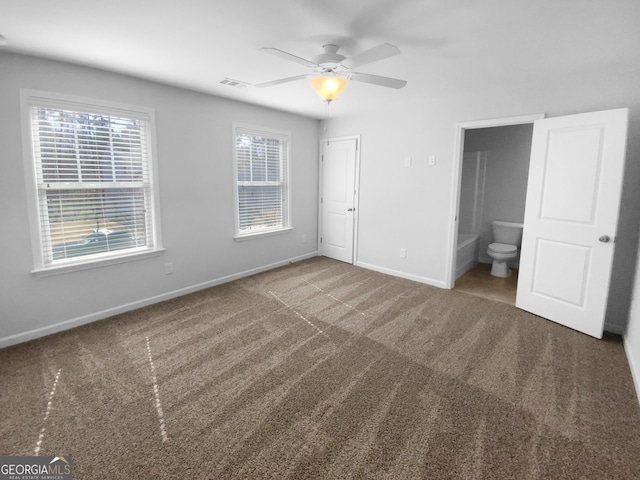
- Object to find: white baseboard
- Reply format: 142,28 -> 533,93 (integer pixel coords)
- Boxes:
0,251 -> 318,349
624,335 -> 640,407
356,261 -> 448,289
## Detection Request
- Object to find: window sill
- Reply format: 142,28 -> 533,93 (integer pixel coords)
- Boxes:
32,248 -> 166,277
234,227 -> 293,242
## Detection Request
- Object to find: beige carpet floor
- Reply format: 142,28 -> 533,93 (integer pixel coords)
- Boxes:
1,256 -> 639,479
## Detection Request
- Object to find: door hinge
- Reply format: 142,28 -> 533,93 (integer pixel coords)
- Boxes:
320,237 -> 323,244
321,197 -> 323,203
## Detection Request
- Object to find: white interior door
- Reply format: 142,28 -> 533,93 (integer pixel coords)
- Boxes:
516,108 -> 628,338
320,138 -> 358,263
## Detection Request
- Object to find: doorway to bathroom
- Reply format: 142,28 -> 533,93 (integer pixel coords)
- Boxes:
450,115 -> 541,305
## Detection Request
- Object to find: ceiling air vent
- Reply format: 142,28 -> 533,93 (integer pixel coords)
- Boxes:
220,78 -> 249,88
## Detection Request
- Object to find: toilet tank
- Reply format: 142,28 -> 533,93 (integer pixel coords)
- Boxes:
492,220 -> 523,246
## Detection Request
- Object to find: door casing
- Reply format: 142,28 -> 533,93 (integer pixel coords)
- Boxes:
447,114 -> 545,288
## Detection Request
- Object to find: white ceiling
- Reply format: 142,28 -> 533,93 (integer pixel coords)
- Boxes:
1,0 -> 639,119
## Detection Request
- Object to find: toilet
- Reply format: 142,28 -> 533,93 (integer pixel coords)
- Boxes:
487,220 -> 523,278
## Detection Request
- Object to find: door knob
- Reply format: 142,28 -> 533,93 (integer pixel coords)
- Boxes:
599,235 -> 611,243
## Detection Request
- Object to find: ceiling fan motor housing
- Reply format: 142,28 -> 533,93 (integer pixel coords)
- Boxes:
312,44 -> 346,69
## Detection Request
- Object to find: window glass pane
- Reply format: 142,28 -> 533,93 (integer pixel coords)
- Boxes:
34,107 -> 145,185
265,138 -> 281,182
250,137 -> 267,182
46,188 -> 148,260
236,134 -> 252,182
238,185 -> 282,231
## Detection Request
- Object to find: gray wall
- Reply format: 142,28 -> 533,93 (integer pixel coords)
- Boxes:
464,124 -> 534,262
0,52 -> 320,346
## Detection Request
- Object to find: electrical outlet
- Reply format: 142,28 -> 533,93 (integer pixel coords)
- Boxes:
164,262 -> 173,275
428,155 -> 436,166
400,248 -> 407,259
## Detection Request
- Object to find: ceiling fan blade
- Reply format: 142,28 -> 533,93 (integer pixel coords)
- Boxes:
254,74 -> 311,88
349,72 -> 407,89
260,47 -> 318,67
342,43 -> 401,68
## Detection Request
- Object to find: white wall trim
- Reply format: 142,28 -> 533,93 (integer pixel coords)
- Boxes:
0,251 -> 318,349
356,261 -> 448,289
624,335 -> 640,407
446,113 -> 546,289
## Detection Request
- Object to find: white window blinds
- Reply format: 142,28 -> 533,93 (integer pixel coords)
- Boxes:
234,124 -> 290,236
25,93 -> 159,267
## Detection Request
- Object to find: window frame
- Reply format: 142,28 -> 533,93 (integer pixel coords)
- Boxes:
20,89 -> 164,276
232,122 -> 292,240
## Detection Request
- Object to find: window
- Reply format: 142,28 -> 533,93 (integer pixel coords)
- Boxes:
21,90 -> 162,271
233,123 -> 291,237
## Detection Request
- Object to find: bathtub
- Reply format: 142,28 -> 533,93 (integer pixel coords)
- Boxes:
455,232 -> 479,280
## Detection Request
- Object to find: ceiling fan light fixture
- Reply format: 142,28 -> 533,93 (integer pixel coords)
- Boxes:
309,76 -> 348,102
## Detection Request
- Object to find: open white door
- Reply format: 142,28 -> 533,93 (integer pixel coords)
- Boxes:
516,109 -> 628,338
320,138 -> 358,263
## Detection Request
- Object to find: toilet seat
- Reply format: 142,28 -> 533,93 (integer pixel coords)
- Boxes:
488,242 -> 517,254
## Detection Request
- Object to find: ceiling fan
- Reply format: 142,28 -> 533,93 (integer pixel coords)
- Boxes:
254,43 -> 407,102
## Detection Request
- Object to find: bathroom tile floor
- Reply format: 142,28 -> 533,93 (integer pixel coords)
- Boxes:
455,262 -> 518,305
